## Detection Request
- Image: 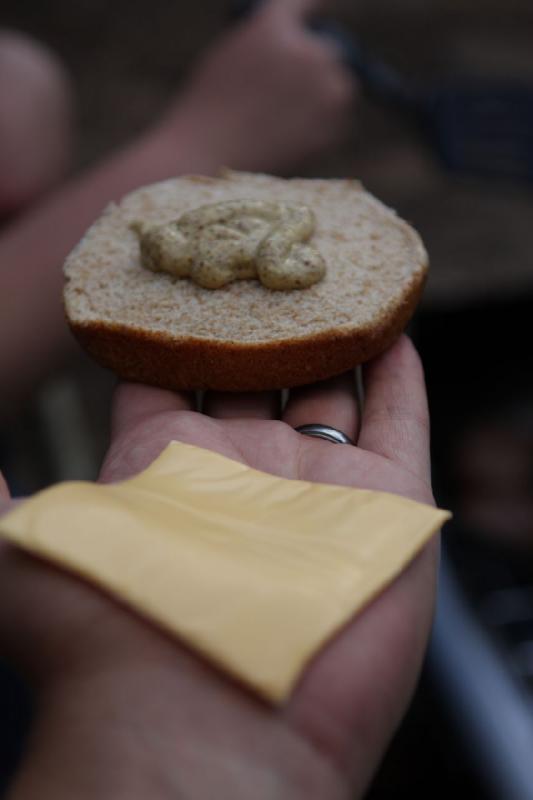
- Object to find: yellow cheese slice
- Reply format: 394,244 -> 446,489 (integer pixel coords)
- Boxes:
0,442 -> 449,701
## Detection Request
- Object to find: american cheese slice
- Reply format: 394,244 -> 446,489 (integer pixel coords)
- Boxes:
0,442 -> 449,701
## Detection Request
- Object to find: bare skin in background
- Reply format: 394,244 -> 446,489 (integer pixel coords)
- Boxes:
0,0 -> 357,419
0,30 -> 73,215
0,336 -> 439,800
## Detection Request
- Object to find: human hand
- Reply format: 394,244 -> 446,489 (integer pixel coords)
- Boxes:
0,336 -> 437,800
157,0 -> 357,173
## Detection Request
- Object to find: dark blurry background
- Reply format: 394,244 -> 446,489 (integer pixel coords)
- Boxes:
1,0 -> 533,796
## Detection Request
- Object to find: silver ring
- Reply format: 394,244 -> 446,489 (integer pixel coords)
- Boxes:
295,423 -> 354,445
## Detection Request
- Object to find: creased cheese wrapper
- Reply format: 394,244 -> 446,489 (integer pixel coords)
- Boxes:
0,441 -> 449,702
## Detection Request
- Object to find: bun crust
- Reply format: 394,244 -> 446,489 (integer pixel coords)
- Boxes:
64,171 -> 428,391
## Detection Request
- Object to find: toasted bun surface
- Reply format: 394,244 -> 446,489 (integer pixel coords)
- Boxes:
63,170 -> 428,391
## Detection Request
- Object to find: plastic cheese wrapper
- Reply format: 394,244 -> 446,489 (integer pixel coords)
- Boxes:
0,441 -> 449,702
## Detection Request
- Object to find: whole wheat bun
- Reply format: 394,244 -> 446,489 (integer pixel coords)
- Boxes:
63,170 -> 428,391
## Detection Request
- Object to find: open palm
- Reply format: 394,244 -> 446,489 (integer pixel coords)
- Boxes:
0,336 -> 438,800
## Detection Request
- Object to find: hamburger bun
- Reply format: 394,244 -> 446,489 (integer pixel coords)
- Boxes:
63,170 -> 428,391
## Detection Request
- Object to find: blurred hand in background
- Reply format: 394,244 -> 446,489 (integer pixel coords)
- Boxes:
161,0 -> 358,173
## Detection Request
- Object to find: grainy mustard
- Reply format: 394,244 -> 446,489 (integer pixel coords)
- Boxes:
132,199 -> 325,290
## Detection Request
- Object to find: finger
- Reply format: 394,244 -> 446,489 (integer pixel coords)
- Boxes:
111,382 -> 194,438
358,336 -> 430,480
283,370 -> 360,442
204,390 -> 280,420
